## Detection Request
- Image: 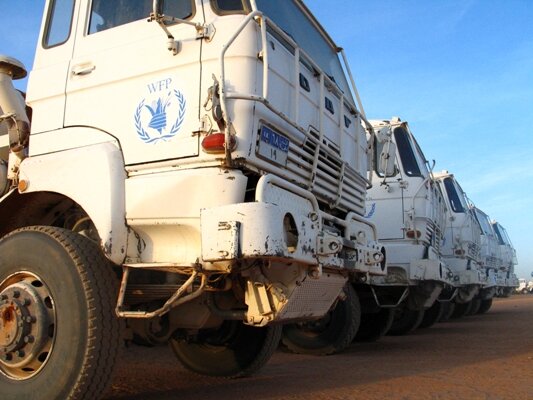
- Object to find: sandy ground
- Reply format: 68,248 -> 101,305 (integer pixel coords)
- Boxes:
104,295 -> 533,400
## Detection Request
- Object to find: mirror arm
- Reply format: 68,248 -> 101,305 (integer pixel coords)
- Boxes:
150,1 -> 214,55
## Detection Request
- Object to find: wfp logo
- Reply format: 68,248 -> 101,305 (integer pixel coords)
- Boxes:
134,78 -> 186,144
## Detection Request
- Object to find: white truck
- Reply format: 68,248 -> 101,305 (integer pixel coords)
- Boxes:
434,172 -> 491,317
516,278 -> 533,294
0,1 -> 385,399
491,221 -> 519,297
362,118 -> 452,336
280,117 -> 452,352
470,206 -> 503,310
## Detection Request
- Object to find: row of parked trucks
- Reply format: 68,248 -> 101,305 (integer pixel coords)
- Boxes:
0,1 -> 518,399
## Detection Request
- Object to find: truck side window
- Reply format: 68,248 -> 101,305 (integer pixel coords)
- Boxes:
44,0 -> 75,48
443,177 -> 465,213
211,0 -> 248,14
88,0 -> 194,34
393,127 -> 422,177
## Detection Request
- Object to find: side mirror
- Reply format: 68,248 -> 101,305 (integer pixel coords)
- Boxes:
378,140 -> 396,177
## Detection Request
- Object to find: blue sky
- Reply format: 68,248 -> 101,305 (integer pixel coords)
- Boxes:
1,1 -> 532,279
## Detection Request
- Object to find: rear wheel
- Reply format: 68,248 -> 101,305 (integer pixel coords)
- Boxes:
388,306 -> 425,336
354,308 -> 394,342
0,227 -> 121,400
282,284 -> 360,355
451,301 -> 473,319
477,298 -> 493,314
170,321 -> 281,378
418,301 -> 445,329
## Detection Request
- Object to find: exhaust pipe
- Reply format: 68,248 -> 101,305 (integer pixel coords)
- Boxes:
0,55 -> 30,184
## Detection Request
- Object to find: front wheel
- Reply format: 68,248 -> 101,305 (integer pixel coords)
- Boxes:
0,227 -> 121,400
467,298 -> 482,315
439,301 -> 456,322
170,321 -> 281,378
418,301 -> 445,329
451,301 -> 473,319
388,306 -> 425,336
354,308 -> 394,342
477,298 -> 493,314
282,284 -> 360,355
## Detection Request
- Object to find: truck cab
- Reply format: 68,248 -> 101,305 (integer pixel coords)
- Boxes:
472,207 -> 501,277
364,118 -> 452,334
434,171 -> 488,304
491,221 -> 519,296
0,1 -> 384,398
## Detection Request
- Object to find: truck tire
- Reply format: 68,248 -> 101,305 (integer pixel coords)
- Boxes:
0,226 -> 121,400
354,308 -> 394,342
467,298 -> 482,315
451,300 -> 473,319
418,301 -> 445,329
439,301 -> 456,322
169,321 -> 281,378
387,306 -> 425,336
477,298 -> 493,314
281,283 -> 360,355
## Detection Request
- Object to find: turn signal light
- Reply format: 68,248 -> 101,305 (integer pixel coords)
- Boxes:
406,230 -> 421,239
201,133 -> 236,154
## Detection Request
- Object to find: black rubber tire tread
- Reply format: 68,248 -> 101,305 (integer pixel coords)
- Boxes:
354,307 -> 394,342
451,300 -> 473,319
170,322 -> 281,378
0,226 -> 121,400
387,306 -> 425,336
467,298 -> 482,315
439,301 -> 456,322
477,298 -> 493,314
418,301 -> 445,329
281,284 -> 360,355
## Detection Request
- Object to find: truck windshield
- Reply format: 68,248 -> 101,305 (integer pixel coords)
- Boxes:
500,225 -> 513,245
492,223 -> 506,245
394,127 -> 422,177
493,223 -> 512,245
443,177 -> 466,213
473,209 -> 493,236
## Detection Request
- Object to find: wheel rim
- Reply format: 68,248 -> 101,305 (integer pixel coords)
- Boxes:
0,272 -> 56,380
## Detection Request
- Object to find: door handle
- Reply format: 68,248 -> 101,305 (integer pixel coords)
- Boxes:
71,64 -> 96,76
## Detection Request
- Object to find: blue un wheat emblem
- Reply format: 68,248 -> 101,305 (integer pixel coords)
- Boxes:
134,89 -> 186,144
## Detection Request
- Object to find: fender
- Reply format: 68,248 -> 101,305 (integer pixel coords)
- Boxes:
18,131 -> 127,264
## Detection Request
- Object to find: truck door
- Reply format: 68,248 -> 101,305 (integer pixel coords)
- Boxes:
65,0 -> 203,165
367,129 -> 406,240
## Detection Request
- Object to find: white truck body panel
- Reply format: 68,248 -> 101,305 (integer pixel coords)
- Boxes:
19,141 -> 128,263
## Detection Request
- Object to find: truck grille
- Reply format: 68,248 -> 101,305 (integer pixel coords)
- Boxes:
285,133 -> 367,216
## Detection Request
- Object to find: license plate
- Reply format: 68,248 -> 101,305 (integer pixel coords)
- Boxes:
257,126 -> 290,167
